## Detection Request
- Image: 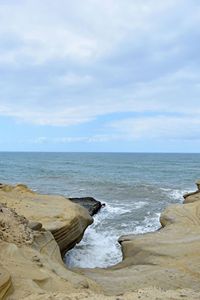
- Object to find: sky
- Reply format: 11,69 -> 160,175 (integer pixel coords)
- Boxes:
0,0 -> 200,152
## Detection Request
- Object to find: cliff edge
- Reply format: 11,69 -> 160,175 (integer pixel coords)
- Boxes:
0,184 -> 93,256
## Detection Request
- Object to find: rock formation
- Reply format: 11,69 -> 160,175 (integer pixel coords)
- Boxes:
0,184 -> 93,256
69,197 -> 103,216
1,182 -> 200,299
76,181 -> 200,297
0,266 -> 11,300
0,203 -> 101,299
183,180 -> 200,204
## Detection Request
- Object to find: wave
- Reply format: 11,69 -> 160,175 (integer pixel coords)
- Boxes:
160,187 -> 193,202
65,207 -> 122,268
66,204 -> 161,268
131,213 -> 161,234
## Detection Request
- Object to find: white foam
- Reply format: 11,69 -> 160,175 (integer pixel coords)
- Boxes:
66,186 -> 192,269
66,209 -> 122,268
131,213 -> 161,235
160,188 -> 193,203
169,189 -> 193,201
102,203 -> 130,215
66,204 -> 161,268
66,231 -> 121,268
133,201 -> 146,209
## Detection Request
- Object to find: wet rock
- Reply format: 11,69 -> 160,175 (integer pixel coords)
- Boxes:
69,197 -> 103,216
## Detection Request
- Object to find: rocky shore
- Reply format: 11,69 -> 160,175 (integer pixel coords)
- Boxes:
0,184 -> 94,256
1,182 -> 200,299
69,197 -> 103,216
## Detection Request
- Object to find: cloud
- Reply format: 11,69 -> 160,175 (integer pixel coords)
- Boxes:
110,115 -> 200,141
31,134 -> 120,144
0,0 -> 200,142
0,0 -> 198,66
57,73 -> 93,86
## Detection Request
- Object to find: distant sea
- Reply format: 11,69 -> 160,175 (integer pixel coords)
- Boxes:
0,152 -> 199,268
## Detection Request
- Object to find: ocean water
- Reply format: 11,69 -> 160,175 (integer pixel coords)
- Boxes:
0,152 -> 199,268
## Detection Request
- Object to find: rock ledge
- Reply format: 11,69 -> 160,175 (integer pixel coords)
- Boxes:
0,184 -> 93,256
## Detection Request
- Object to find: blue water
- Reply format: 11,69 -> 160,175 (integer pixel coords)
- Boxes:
0,152 -> 199,267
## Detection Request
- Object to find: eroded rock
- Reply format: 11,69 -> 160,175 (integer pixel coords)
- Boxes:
2,182 -> 200,299
0,200 -> 102,299
76,185 -> 200,296
183,190 -> 200,203
0,184 -> 93,256
0,266 -> 12,300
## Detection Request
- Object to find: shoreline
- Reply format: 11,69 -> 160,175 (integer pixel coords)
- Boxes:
74,180 -> 200,295
1,182 -> 200,299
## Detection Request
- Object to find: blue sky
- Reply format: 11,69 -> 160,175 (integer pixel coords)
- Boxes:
0,0 -> 200,152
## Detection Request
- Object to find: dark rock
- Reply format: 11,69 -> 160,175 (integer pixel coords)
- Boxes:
69,197 -> 103,216
184,190 -> 197,198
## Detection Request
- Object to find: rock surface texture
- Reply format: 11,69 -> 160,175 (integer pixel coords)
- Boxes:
0,184 -> 93,256
0,266 -> 11,300
1,182 -> 200,299
0,202 -> 101,299
183,180 -> 200,204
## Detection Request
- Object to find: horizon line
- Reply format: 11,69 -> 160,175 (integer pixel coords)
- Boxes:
0,151 -> 200,154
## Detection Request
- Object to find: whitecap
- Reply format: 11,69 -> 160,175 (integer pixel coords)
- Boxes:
101,202 -> 130,215
168,189 -> 193,202
65,215 -> 122,268
160,187 -> 193,203
133,201 -> 146,209
66,208 -> 161,269
131,213 -> 161,235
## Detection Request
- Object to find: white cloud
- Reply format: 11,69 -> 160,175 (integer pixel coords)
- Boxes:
0,0 -> 188,65
110,115 -> 200,140
31,134 -> 120,144
0,87 -> 200,127
57,73 -> 93,86
0,0 -> 200,143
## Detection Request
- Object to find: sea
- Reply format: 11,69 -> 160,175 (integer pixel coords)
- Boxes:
0,152 -> 199,268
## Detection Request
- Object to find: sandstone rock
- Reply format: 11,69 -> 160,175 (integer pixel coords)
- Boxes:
69,197 -> 103,216
0,266 -> 12,300
196,180 -> 200,190
0,184 -> 93,256
2,223 -> 200,300
76,192 -> 200,296
0,203 -> 101,299
183,190 -> 200,204
18,287 -> 200,300
183,180 -> 200,203
2,182 -> 200,299
28,221 -> 43,231
0,203 -> 34,246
